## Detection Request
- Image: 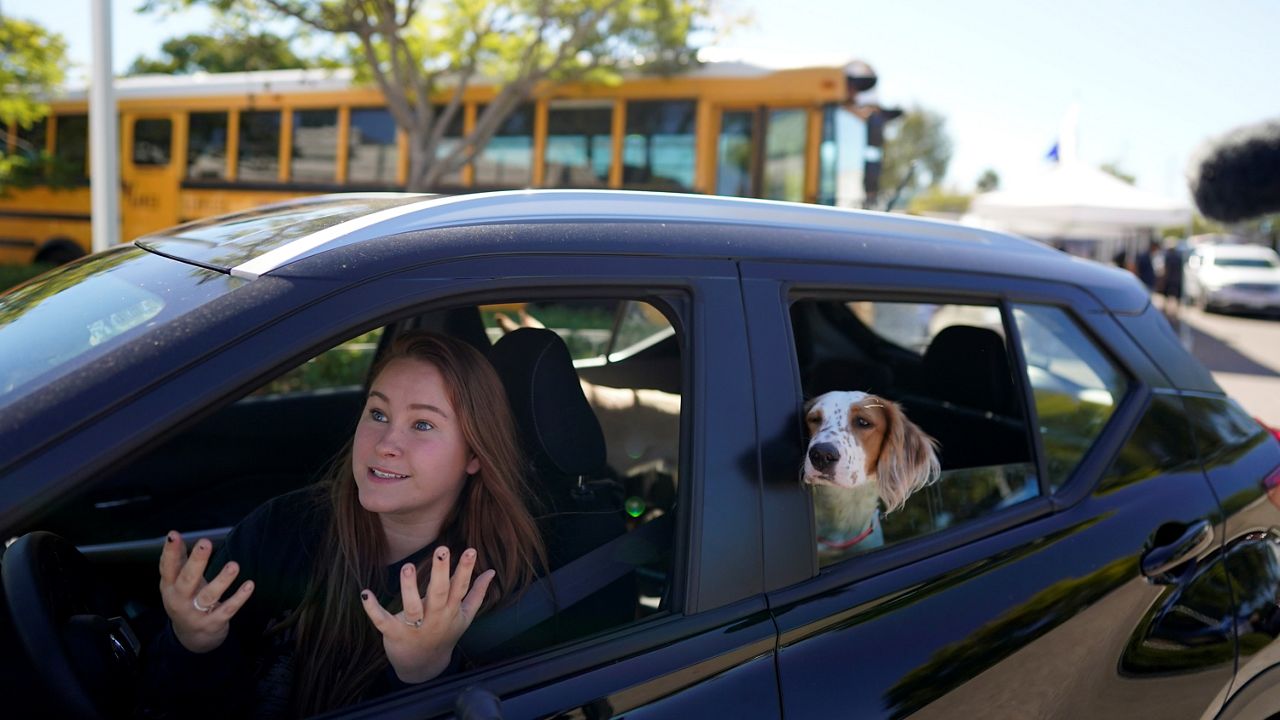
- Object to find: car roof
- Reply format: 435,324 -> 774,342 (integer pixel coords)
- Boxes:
134,189 -> 1147,311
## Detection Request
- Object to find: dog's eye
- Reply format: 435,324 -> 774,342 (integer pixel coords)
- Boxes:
855,416 -> 872,428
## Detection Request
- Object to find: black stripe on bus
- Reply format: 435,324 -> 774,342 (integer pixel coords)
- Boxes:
0,237 -> 37,248
0,208 -> 92,223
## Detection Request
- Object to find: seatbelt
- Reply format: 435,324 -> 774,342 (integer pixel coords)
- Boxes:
460,512 -> 673,658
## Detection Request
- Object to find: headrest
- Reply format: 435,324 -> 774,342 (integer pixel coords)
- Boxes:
922,325 -> 1015,416
806,359 -> 894,398
487,328 -> 607,478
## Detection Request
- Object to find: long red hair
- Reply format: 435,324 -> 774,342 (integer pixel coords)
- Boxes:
291,331 -> 545,715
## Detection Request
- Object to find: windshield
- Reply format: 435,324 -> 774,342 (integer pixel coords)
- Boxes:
1215,257 -> 1278,269
0,247 -> 243,405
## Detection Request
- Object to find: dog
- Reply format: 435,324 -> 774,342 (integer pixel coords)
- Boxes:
802,390 -> 941,557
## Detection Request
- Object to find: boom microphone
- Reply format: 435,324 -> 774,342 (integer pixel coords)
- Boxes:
1188,118 -> 1280,223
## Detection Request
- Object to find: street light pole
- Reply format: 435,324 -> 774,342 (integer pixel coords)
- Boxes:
90,0 -> 119,253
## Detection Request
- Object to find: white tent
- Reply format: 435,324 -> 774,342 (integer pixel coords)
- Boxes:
963,163 -> 1192,243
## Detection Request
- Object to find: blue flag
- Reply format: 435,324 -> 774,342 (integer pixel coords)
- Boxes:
1046,142 -> 1059,162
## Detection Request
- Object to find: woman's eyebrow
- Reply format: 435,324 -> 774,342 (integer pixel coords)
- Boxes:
367,391 -> 450,419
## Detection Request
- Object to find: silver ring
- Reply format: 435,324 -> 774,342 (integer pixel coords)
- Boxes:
192,596 -> 216,613
403,616 -> 424,629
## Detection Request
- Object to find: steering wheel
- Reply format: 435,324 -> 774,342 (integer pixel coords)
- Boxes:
2,531 -> 140,719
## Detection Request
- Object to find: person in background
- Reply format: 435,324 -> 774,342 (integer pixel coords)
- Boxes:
1136,240 -> 1160,293
1160,239 -> 1185,322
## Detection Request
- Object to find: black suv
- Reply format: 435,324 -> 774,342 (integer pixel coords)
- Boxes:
2,191 -> 1278,719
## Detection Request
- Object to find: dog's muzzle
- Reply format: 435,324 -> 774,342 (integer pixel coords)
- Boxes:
808,442 -> 840,473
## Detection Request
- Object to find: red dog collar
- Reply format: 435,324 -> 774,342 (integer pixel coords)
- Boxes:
818,522 -> 876,550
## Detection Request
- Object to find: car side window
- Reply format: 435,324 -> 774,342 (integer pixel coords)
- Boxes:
473,298 -> 681,633
250,329 -> 383,396
1011,304 -> 1127,493
791,298 -> 1040,567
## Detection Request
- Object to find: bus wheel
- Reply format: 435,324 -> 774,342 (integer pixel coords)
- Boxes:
34,238 -> 86,266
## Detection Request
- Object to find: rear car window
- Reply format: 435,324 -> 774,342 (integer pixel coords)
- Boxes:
791,298 -> 1039,566
1012,304 -> 1127,492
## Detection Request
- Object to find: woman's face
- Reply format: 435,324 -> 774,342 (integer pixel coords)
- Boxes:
351,358 -> 481,526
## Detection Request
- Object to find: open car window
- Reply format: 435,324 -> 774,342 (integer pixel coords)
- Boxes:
791,298 -> 1040,567
35,291 -> 684,715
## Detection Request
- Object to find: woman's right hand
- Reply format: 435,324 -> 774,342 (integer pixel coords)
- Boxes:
158,531 -> 255,653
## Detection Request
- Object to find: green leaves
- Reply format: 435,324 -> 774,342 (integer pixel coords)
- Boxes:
0,16 -> 69,192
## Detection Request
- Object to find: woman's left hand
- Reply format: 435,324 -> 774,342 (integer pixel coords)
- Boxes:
360,546 -> 496,684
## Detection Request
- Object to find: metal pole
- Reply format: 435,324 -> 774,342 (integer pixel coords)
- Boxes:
90,0 -> 118,253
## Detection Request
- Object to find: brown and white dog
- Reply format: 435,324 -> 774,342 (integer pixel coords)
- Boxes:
802,390 -> 941,556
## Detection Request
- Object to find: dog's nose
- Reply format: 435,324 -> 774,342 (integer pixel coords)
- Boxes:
808,442 -> 840,471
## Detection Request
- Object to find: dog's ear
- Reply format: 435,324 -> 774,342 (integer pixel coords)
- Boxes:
875,399 -> 941,513
803,392 -> 825,415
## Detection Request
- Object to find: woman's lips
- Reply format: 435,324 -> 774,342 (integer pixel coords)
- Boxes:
367,466 -> 409,483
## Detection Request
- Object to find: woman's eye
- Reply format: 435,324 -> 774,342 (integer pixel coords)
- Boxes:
368,409 -> 387,422
414,420 -> 434,432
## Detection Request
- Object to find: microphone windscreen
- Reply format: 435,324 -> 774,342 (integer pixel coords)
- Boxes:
1188,118 -> 1280,223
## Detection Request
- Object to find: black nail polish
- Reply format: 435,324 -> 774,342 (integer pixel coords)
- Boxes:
361,591 -> 369,601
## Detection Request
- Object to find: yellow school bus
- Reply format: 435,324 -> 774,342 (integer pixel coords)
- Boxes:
0,61 -> 884,264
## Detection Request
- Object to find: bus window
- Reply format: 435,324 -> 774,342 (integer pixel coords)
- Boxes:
623,100 -> 695,192
545,103 -> 611,188
14,119 -> 47,158
188,112 -> 228,180
55,114 -> 88,177
474,103 -> 534,187
763,108 -> 806,202
133,119 -> 172,166
348,108 -> 397,186
716,110 -> 755,197
291,109 -> 338,183
431,106 -> 466,187
238,110 -> 281,182
818,105 -> 866,208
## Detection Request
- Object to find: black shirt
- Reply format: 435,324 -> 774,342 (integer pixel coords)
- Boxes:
139,485 -> 441,718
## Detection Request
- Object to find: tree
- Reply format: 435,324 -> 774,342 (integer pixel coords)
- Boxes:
881,106 -> 953,204
1099,161 -> 1135,185
127,32 -> 332,75
146,0 -> 706,191
907,186 -> 971,216
975,168 -> 999,193
0,15 -> 69,190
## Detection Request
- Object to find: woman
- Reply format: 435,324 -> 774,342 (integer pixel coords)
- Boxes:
143,332 -> 546,718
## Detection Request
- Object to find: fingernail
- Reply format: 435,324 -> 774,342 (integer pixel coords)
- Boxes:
465,549 -> 476,558
165,533 -> 174,543
361,591 -> 370,601
436,549 -> 447,561
403,564 -> 413,575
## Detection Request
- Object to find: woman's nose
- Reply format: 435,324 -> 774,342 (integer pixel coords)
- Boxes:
374,428 -> 401,456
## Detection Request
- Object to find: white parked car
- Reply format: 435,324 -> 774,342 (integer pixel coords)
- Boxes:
1186,243 -> 1280,314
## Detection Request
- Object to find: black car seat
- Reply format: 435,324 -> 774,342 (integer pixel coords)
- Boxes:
909,325 -> 1029,469
486,328 -> 635,642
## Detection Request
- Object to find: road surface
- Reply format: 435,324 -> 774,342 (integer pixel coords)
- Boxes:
1175,305 -> 1280,429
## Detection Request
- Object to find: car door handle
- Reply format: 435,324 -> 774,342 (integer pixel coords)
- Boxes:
1141,519 -> 1214,582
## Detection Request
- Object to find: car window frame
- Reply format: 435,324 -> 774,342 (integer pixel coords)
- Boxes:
8,248 -> 777,718
740,258 -> 1155,597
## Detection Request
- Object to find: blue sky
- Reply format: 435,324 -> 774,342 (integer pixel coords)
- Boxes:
8,0 -> 1279,202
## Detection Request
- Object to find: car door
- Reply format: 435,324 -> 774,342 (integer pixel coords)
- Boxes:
5,238 -> 781,718
743,259 -> 1235,719
246,250 -> 779,718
